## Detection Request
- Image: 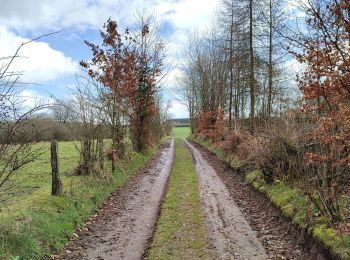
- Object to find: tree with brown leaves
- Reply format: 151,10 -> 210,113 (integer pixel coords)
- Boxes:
297,0 -> 350,222
81,18 -> 137,171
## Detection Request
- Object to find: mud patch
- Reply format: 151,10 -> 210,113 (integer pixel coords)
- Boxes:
60,140 -> 174,260
186,140 -> 267,260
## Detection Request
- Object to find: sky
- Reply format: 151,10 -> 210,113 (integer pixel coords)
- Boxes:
0,0 -> 221,119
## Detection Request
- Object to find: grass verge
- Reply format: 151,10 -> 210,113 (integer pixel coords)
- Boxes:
191,137 -> 350,259
147,139 -> 211,260
0,143 -> 158,259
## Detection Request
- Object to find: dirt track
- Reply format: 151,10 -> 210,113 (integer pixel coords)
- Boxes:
60,140 -> 174,260
59,137 -> 332,260
188,140 -> 331,260
186,140 -> 267,260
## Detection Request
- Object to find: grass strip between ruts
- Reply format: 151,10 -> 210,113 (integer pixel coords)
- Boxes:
147,138 -> 211,259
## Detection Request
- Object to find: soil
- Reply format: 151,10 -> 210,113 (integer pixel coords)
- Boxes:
188,139 -> 334,260
186,140 -> 267,260
59,139 -> 174,260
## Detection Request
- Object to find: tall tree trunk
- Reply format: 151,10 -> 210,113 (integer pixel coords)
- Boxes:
133,112 -> 145,153
234,51 -> 241,132
249,0 -> 255,132
228,7 -> 234,131
111,137 -> 116,172
111,100 -> 117,172
267,0 -> 273,119
190,97 -> 194,134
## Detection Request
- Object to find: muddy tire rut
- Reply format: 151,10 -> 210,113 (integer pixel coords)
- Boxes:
60,139 -> 174,260
188,139 -> 332,260
186,140 -> 267,260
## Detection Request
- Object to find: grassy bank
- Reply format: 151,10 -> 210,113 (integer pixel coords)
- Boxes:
172,126 -> 191,139
0,140 -> 158,259
192,137 -> 350,259
147,138 -> 211,259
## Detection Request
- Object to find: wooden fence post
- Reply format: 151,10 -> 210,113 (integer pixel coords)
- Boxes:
51,140 -> 62,196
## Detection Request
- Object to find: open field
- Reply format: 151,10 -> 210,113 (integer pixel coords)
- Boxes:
172,127 -> 191,139
0,140 -> 157,259
3,141 -> 80,214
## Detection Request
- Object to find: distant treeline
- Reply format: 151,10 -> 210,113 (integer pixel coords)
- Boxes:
0,117 -> 175,144
169,118 -> 190,127
0,118 -> 111,143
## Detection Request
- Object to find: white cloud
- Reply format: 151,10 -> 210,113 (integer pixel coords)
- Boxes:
0,0 -> 220,33
0,27 -> 78,83
169,100 -> 188,119
0,0 -> 147,32
167,67 -> 182,86
159,1 -> 220,67
158,0 -> 219,30
19,89 -> 55,109
167,29 -> 188,62
285,58 -> 305,75
0,0 -> 221,118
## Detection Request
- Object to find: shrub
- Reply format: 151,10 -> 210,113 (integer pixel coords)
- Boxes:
220,131 -> 242,154
196,109 -> 224,142
235,121 -> 308,184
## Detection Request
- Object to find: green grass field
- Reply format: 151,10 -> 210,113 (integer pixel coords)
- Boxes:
147,138 -> 211,259
0,140 -> 157,259
172,126 -> 191,139
3,141 -> 80,214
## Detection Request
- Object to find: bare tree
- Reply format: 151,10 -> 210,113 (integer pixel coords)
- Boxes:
179,0 -> 299,134
249,0 -> 256,131
0,38 -> 50,202
52,99 -> 75,124
65,76 -> 106,177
